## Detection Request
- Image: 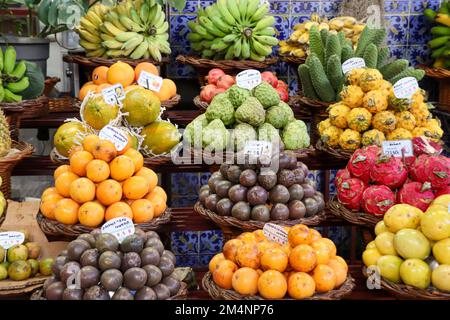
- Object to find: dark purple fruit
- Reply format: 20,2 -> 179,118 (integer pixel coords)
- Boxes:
62,288 -> 84,300
288,200 -> 306,219
59,250 -> 68,257
52,255 -> 68,278
239,169 -> 257,187
80,249 -> 98,268
278,153 -> 291,170
257,170 -> 277,190
205,194 -> 219,211
100,269 -> 123,291
120,234 -> 144,253
123,267 -> 147,290
161,250 -> 176,265
208,176 -> 222,193
215,180 -> 232,199
298,162 -> 309,177
247,186 -> 268,206
98,251 -> 121,271
162,276 -> 181,296
226,165 -> 242,184
313,193 -> 325,212
145,231 -> 160,241
67,239 -> 90,262
145,238 -> 164,255
152,283 -> 171,300
60,262 -> 81,284
140,247 -> 160,266
77,234 -> 96,248
292,168 -> 305,184
79,265 -> 100,289
158,256 -> 175,277
270,203 -> 289,220
269,185 -> 290,203
83,285 -> 110,300
199,189 -> 210,205
250,205 -> 270,222
43,276 -> 58,291
286,152 -> 298,169
304,198 -> 319,216
231,201 -> 251,221
142,264 -> 163,287
216,198 -> 233,216
121,252 -> 142,271
288,184 -> 304,201
219,163 -> 231,179
45,281 -> 65,300
302,183 -> 316,198
228,184 -> 247,203
112,287 -> 134,300
199,185 -> 210,193
278,170 -> 296,188
135,286 -> 157,300
95,233 -> 119,253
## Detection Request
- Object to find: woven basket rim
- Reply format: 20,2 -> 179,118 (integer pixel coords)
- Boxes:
315,139 -> 354,160
293,93 -> 334,109
161,94 -> 181,108
176,55 -> 278,70
63,54 -> 169,67
417,64 -> 450,79
0,141 -> 34,163
327,196 -> 382,227
0,96 -> 48,109
278,54 -> 306,65
193,95 -> 208,111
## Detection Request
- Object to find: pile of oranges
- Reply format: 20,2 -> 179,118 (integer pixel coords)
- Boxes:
40,134 -> 167,228
209,224 -> 348,299
78,61 -> 177,102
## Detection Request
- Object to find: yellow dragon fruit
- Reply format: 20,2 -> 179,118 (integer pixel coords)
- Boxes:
321,126 -> 343,147
317,118 -> 332,136
340,86 -> 364,108
372,111 -> 397,133
328,103 -> 350,128
412,127 -> 442,141
346,68 -> 365,86
339,129 -> 361,150
411,102 -> 430,124
362,129 -> 385,146
379,80 -> 392,94
395,111 -> 416,131
346,108 -> 372,132
387,128 -> 413,141
359,69 -> 383,92
363,90 -> 388,113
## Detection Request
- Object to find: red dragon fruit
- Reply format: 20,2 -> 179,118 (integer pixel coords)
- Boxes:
435,185 -> 450,197
410,154 -> 429,182
337,178 -> 365,210
370,155 -> 408,189
412,136 -> 443,156
334,168 -> 352,188
362,185 -> 396,216
347,147 -> 377,184
365,145 -> 382,157
425,155 -> 450,189
398,182 -> 435,211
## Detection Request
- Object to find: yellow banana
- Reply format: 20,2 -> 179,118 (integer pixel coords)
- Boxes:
130,41 -> 149,59
80,39 -> 102,50
120,16 -> 144,32
78,28 -> 101,43
156,21 -> 169,35
436,13 -> 450,27
80,17 -> 98,34
103,21 -> 125,37
86,11 -> 103,27
102,40 -> 123,49
86,47 -> 106,57
105,12 -> 127,31
100,33 -> 116,41
115,32 -> 140,42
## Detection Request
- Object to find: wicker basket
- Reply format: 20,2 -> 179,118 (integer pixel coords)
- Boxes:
1,104 -> 23,141
193,95 -> 209,111
315,140 -> 354,160
48,96 -> 80,113
44,77 -> 61,96
63,54 -> 169,68
0,276 -> 49,297
36,209 -> 172,238
0,141 -> 34,198
327,196 -> 382,228
161,94 -> 181,109
362,266 -> 450,300
202,272 -> 354,300
419,64 -> 450,112
0,96 -> 49,119
279,54 -> 306,66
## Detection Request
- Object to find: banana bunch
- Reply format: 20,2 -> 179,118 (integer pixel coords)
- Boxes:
76,3 -> 110,57
0,46 -> 30,103
187,0 -> 278,61
424,1 -> 450,69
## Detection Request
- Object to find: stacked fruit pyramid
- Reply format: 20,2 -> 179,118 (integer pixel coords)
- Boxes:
40,134 -> 167,228
43,230 -> 183,300
208,224 -> 349,299
424,1 -> 450,69
187,0 -> 278,61
363,195 -> 450,294
318,68 -> 443,151
76,0 -> 170,61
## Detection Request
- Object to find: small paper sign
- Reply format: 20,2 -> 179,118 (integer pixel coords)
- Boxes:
393,77 -> 419,99
102,83 -> 125,105
263,223 -> 288,244
99,125 -> 129,152
342,57 -> 366,74
382,140 -> 414,158
236,69 -> 262,90
0,231 -> 25,249
244,140 -> 272,158
101,217 -> 135,243
137,70 -> 163,92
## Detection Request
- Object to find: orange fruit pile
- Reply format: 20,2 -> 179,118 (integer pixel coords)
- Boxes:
78,61 -> 177,102
40,134 -> 167,228
210,224 -> 348,299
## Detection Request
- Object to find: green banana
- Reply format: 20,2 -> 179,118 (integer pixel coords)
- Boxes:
3,46 -> 16,75
424,8 -> 437,21
241,38 -> 250,59
3,88 -> 22,102
245,0 -> 260,23
0,85 -> 4,102
191,42 -> 204,51
6,77 -> 29,93
250,3 -> 269,23
105,12 -> 127,31
146,5 -> 158,24
226,0 -> 241,24
428,36 -> 450,48
199,16 -> 226,37
431,26 -> 450,36
224,45 -> 235,60
238,0 -> 248,24
115,31 -> 140,42
148,41 -> 162,61
223,33 -> 239,43
121,35 -> 144,51
431,45 -> 447,58
251,39 -> 272,56
130,41 -> 149,59
253,16 -> 276,33
217,0 -> 236,26
120,16 -> 144,32
130,8 -> 143,26
211,39 -> 229,52
233,38 -> 242,58
103,40 -> 124,49
253,35 -> 278,46
249,51 -> 265,62
156,21 -> 169,35
187,33 -> 203,42
139,3 -> 150,24
10,60 -> 26,79
210,16 -> 233,33
255,27 -> 276,36
103,21 -> 125,37
194,25 -> 215,40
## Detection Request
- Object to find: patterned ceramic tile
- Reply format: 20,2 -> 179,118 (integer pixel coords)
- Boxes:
270,0 -> 290,14
390,45 -> 409,59
385,15 -> 409,45
170,0 -> 199,14
384,0 -> 410,13
408,44 -> 431,66
322,0 -> 342,16
329,169 -> 338,196
269,60 -> 288,77
199,255 -> 214,268
291,1 -> 320,15
410,0 -> 441,13
199,172 -> 211,186
171,231 -> 199,254
171,172 -> 200,196
327,226 -> 351,257
171,195 -> 199,207
167,48 -> 197,78
307,170 -> 322,192
273,15 -> 290,40
199,0 -> 215,9
170,15 -> 196,46
199,230 -> 223,254
175,255 -> 198,267
289,15 -> 310,29
408,14 -> 433,44
288,77 -> 299,95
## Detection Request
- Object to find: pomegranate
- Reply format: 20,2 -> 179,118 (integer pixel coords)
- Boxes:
362,185 -> 396,216
261,71 -> 278,88
370,155 -> 408,189
334,168 -> 352,188
337,178 -> 365,210
217,75 -> 235,89
424,155 -> 450,189
214,87 -> 227,95
398,182 -> 435,211
276,87 -> 289,102
435,185 -> 450,197
200,84 -> 218,103
206,68 -> 225,85
347,147 -> 377,184
277,80 -> 288,90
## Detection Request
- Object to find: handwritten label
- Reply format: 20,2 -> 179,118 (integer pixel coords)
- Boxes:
99,125 -> 129,152
244,140 -> 272,158
0,231 -> 25,249
102,83 -> 125,105
236,69 -> 262,90
393,77 -> 419,99
263,223 -> 288,244
382,140 -> 413,158
101,217 -> 135,243
137,70 -> 163,92
342,57 -> 366,74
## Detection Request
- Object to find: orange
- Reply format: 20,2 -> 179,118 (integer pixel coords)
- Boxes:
253,230 -> 267,242
42,187 -> 58,198
287,272 -> 316,299
78,84 -> 98,101
134,62 -> 159,81
70,177 -> 96,203
92,66 -> 109,85
145,186 -> 167,203
258,270 -> 287,299
115,134 -> 132,155
123,148 -> 144,173
148,194 -> 166,217
131,199 -> 154,223
311,240 -> 333,265
237,232 -> 258,243
107,61 -> 135,87
309,229 -> 322,242
68,145 -> 84,158
153,79 -> 176,101
315,238 -> 337,258
70,150 -> 94,176
55,172 -> 79,197
235,243 -> 260,269
327,257 -> 348,288
331,255 -> 348,273
256,269 -> 264,276
212,260 -> 237,290
209,253 -> 225,274
288,224 -> 312,247
256,241 -> 279,257
289,244 -> 317,272
96,83 -> 112,93
222,239 -> 243,263
281,243 -> 292,256
54,198 -> 80,225
40,193 -> 63,219
136,167 -> 158,192
260,248 -> 288,272
96,179 -> 123,206
110,155 -> 135,181
105,201 -> 133,221
312,264 -> 336,293
123,176 -> 150,200
54,165 -> 71,180
86,159 -> 110,183
232,267 -> 259,296
92,139 -> 117,163
78,201 -> 105,227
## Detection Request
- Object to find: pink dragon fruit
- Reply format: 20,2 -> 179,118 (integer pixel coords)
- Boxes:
410,154 -> 429,182
362,185 -> 396,216
334,168 -> 352,188
365,145 -> 382,157
398,182 -> 435,211
347,147 -> 377,184
370,155 -> 408,189
426,155 -> 450,189
412,136 -> 443,156
435,185 -> 450,197
337,178 -> 365,211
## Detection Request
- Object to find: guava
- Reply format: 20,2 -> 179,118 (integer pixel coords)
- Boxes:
383,204 -> 421,233
0,265 -> 7,280
377,255 -> 403,283
394,229 -> 430,260
432,238 -> 450,265
39,258 -> 54,276
366,241 -> 376,250
27,259 -> 40,276
53,121 -> 86,157
399,259 -> 431,289
0,246 -> 5,261
431,265 -> 450,292
420,210 -> 450,241
375,232 -> 397,256
362,248 -> 382,267
374,221 -> 387,236
8,260 -> 31,281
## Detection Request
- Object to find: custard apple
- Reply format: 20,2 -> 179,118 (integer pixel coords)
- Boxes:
253,82 -> 280,108
202,119 -> 230,151
235,97 -> 266,127
265,102 -> 295,129
258,123 -> 280,143
184,114 -> 208,147
282,120 -> 310,150
227,85 -> 251,108
205,93 -> 235,126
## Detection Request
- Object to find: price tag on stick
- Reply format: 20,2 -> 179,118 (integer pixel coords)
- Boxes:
263,223 -> 288,244
382,140 -> 413,158
393,77 -> 419,99
102,83 -> 125,105
244,140 -> 272,158
342,57 -> 366,74
137,70 -> 163,92
236,69 -> 262,90
99,125 -> 129,152
101,217 -> 135,243
0,231 -> 25,249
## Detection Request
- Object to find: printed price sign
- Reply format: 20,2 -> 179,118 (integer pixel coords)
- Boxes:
101,217 -> 135,243
137,70 -> 163,92
236,69 -> 262,90
99,125 -> 129,152
263,223 -> 288,244
342,57 -> 366,74
393,77 -> 419,99
244,140 -> 272,158
382,140 -> 413,158
0,231 -> 25,249
102,83 -> 125,105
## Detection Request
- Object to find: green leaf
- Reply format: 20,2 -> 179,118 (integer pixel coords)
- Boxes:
168,0 -> 186,11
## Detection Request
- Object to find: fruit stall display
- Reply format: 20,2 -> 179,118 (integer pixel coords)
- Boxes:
203,224 -> 353,300
362,195 -> 450,299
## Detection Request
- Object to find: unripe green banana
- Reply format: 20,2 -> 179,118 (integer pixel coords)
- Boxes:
217,0 -> 236,26
187,33 -> 204,43
210,16 -> 233,33
0,48 -> 3,72
238,0 -> 248,24
3,88 -> 22,102
130,41 -> 149,59
121,35 -> 144,51
156,21 -> 169,35
241,38 -> 251,59
227,0 -> 241,23
115,32 -> 139,42
120,16 -> 144,32
10,60 -> 26,79
130,8 -> 142,25
233,38 -> 242,58
255,27 -> 276,36
3,46 -> 16,75
139,3 -> 150,24
224,45 -> 235,60
103,40 -> 123,49
0,85 -> 4,102
253,35 -> 278,46
253,16 -> 275,32
245,0 -> 260,22
251,38 -> 272,56
250,3 -> 269,23
6,76 -> 29,93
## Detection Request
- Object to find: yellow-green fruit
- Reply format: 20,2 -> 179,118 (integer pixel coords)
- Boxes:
39,258 -> 54,276
359,69 -> 383,92
372,111 -> 397,133
346,68 -> 365,86
431,265 -> 450,292
346,107 -> 372,132
363,248 -> 382,267
317,118 -> 331,136
27,259 -> 39,276
410,102 -> 430,123
328,103 -> 351,128
0,264 -> 7,280
338,128 -> 361,150
0,109 -> 12,157
340,85 -> 364,108
8,260 -> 31,281
377,255 -> 403,283
399,259 -> 431,289
362,129 -> 385,146
366,241 -> 377,250
363,90 -> 388,113
7,244 -> 28,262
122,88 -> 161,127
420,210 -> 450,241
384,204 -> 422,233
375,231 -> 397,256
0,246 -> 5,261
375,221 -> 388,236
393,229 -> 430,260
412,127 -> 440,142
82,95 -> 120,130
321,126 -> 343,147
379,79 -> 392,94
53,122 -> 86,157
432,238 -> 450,265
395,111 -> 416,131
141,120 -> 181,155
387,128 -> 412,141
432,195 -> 450,208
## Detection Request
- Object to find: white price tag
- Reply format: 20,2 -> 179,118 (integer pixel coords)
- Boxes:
101,217 -> 135,243
0,231 -> 25,249
236,69 -> 262,90
102,83 -> 125,105
244,140 -> 272,158
263,223 -> 288,244
382,140 -> 413,158
342,57 -> 366,74
393,77 -> 419,99
99,125 -> 129,152
137,70 -> 163,92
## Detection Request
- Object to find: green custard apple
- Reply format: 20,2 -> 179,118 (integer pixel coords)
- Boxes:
253,82 -> 280,108
205,93 -> 235,126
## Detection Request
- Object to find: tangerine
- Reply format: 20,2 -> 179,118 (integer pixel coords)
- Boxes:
253,230 -> 267,242
154,79 -> 176,101
312,264 -> 336,293
260,248 -> 288,272
136,167 -> 158,192
70,150 -> 94,176
327,257 -> 348,288
131,199 -> 154,223
309,229 -> 322,242
331,256 -> 348,273
105,201 -> 133,221
311,240 -> 332,265
145,186 -> 167,203
258,270 -> 287,299
212,260 -> 237,290
92,139 -> 117,163
96,179 -> 123,206
107,61 -> 135,87
237,232 -> 257,243
288,224 -> 312,247
287,272 -> 316,299
235,243 -> 260,269
92,66 -> 109,85
232,267 -> 259,296
148,194 -> 166,217
134,62 -> 159,80
78,84 -> 97,100
86,159 -> 110,183
123,176 -> 150,200
69,178 -> 96,203
316,238 -> 337,258
54,165 -> 71,180
222,239 -> 243,263
40,193 -> 63,219
54,198 -> 80,225
256,241 -> 279,257
42,187 -> 58,198
110,155 -> 135,181
55,172 -> 79,197
209,253 -> 225,274
289,244 -> 317,272
123,148 -> 144,173
78,201 -> 105,227
82,135 -> 101,154
68,145 -> 84,158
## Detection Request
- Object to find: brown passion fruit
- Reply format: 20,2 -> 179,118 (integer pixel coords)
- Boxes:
45,281 -> 65,300
95,234 -> 119,253
112,287 -> 134,300
67,239 -> 90,262
140,247 -> 160,266
83,285 -> 110,300
98,251 -> 121,271
123,267 -> 147,290
215,198 -> 233,216
162,276 -> 181,296
250,205 -> 270,222
152,283 -> 171,300
62,288 -> 84,300
158,256 -> 175,277
79,265 -> 100,289
142,264 -> 163,287
80,248 -> 99,268
100,268 -> 123,291
135,286 -> 157,300
121,252 -> 142,271
231,201 -> 251,221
